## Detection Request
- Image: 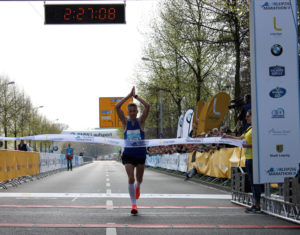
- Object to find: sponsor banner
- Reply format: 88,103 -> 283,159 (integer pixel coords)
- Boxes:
250,0 -> 300,183
0,135 -> 243,148
182,109 -> 194,138
0,150 -> 40,182
197,92 -> 230,134
40,153 -> 84,173
145,153 -> 189,172
146,148 -> 245,178
188,148 -> 246,179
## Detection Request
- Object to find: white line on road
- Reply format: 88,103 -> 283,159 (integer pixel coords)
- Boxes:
71,197 -> 77,202
106,183 -> 111,187
106,228 -> 117,235
106,189 -> 112,194
106,178 -> 110,182
0,193 -> 231,199
106,200 -> 113,210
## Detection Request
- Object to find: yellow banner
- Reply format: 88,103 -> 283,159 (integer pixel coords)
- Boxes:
188,147 -> 245,178
0,150 -> 40,182
197,92 -> 231,134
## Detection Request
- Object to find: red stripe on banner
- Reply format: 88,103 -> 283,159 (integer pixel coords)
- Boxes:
219,224 -> 263,228
264,225 -> 300,229
173,224 -> 217,228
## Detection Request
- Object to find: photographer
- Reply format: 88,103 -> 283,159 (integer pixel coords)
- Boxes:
229,94 -> 251,135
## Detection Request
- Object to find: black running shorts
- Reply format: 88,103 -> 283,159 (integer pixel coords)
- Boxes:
121,154 -> 146,166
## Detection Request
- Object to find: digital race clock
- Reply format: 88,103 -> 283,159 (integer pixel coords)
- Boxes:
45,4 -> 126,24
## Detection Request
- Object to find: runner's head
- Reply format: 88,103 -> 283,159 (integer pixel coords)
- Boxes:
127,102 -> 138,119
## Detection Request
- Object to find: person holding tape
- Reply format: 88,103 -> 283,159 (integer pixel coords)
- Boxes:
222,110 -> 261,213
115,86 -> 150,215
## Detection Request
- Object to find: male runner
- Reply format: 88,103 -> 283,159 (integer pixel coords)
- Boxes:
115,86 -> 150,215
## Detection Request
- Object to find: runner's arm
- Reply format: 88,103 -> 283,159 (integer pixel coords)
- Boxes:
135,95 -> 150,128
115,87 -> 134,127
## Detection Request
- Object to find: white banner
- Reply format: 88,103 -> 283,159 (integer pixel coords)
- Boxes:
250,0 -> 300,183
0,134 -> 243,148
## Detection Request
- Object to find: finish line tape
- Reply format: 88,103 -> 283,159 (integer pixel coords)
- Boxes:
0,135 -> 243,148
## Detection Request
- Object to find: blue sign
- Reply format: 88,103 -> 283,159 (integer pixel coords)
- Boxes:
269,87 -> 286,98
269,66 -> 285,76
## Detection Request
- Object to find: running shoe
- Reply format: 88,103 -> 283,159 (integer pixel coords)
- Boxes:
131,204 -> 138,215
135,184 -> 140,200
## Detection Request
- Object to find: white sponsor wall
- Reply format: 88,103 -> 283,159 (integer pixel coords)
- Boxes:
40,153 -> 84,173
145,153 -> 189,173
250,0 -> 300,183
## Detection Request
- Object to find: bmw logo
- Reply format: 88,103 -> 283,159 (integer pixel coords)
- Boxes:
271,44 -> 283,56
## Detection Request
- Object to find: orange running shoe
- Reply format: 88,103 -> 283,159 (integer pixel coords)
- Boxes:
135,184 -> 140,200
131,204 -> 138,215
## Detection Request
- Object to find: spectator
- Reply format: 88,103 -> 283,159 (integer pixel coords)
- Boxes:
222,109 -> 261,213
238,94 -> 251,133
17,140 -> 32,152
65,143 -> 74,171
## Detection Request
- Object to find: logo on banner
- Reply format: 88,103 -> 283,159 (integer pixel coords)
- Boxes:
270,145 -> 290,158
271,44 -> 283,56
269,87 -> 286,98
269,66 -> 285,76
268,128 -> 291,136
276,144 -> 283,153
261,1 -> 291,10
266,167 -> 296,176
186,113 -> 193,123
272,108 -> 285,118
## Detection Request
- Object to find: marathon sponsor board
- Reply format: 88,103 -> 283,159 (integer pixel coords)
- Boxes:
250,0 -> 300,183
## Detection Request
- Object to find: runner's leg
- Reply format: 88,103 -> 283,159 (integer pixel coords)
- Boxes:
125,164 -> 136,204
135,164 -> 145,199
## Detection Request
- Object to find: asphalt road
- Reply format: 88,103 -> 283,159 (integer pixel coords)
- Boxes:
0,161 -> 299,235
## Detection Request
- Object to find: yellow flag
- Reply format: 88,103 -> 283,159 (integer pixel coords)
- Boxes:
197,92 -> 230,134
192,101 -> 204,137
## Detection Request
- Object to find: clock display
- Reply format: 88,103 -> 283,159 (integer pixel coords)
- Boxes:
45,4 -> 126,24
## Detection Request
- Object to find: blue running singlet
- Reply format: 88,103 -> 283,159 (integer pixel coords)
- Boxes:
123,118 -> 146,158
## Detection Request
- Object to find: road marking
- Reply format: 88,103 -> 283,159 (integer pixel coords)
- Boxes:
106,189 -> 112,194
106,178 -> 110,182
0,193 -> 231,199
106,228 -> 117,235
71,197 -> 77,202
106,200 -> 113,210
0,223 -> 298,229
106,183 -> 111,187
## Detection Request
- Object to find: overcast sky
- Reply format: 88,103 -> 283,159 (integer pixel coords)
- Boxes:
0,0 -> 157,131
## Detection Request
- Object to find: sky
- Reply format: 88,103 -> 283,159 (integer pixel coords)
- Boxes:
0,0 -> 158,131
